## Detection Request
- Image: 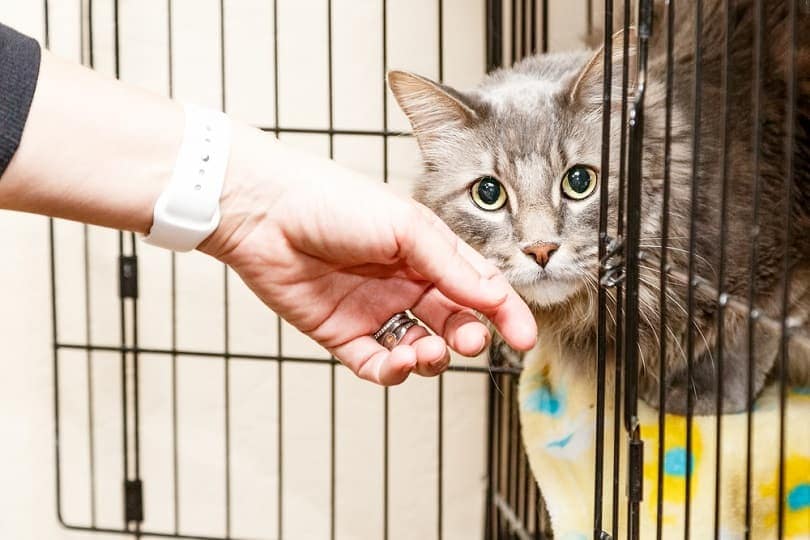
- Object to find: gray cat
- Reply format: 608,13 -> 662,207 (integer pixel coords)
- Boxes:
389,0 -> 810,414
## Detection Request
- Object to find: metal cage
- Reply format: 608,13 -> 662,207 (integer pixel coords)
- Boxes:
44,0 -> 802,539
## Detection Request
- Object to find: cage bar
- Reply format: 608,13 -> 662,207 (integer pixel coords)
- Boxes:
594,0 -> 614,537
776,1 -> 798,538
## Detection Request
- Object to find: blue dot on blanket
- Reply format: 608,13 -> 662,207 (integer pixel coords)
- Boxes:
664,447 -> 694,477
546,432 -> 575,449
523,386 -> 564,417
787,484 -> 810,512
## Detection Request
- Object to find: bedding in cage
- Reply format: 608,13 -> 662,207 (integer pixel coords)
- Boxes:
519,350 -> 810,539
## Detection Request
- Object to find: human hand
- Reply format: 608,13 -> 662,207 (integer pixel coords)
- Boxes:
200,127 -> 537,385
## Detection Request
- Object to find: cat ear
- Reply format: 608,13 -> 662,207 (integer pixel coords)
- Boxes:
387,70 -> 479,138
569,28 -> 638,107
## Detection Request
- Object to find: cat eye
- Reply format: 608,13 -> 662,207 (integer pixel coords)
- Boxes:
471,176 -> 508,211
561,165 -> 598,200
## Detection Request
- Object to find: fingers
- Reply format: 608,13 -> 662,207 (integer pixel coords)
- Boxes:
411,287 -> 492,357
331,329 -> 451,385
398,203 -> 538,351
478,273 -> 538,351
411,335 -> 451,377
333,336 -> 416,385
396,326 -> 450,376
398,205 -> 509,310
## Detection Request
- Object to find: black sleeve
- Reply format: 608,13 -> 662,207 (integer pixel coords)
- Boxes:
0,23 -> 41,180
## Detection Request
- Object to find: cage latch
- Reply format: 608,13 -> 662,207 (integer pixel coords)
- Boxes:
600,236 -> 625,288
118,255 -> 139,299
628,435 -> 644,504
124,479 -> 144,523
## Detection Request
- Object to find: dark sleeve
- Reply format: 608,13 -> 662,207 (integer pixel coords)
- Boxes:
0,23 -> 41,179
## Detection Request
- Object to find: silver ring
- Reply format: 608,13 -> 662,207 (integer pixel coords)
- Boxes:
373,312 -> 418,350
373,312 -> 410,341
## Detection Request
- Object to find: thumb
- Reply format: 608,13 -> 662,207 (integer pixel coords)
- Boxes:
396,203 -> 537,351
397,203 -> 509,310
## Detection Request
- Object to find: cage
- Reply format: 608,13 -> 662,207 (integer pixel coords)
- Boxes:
25,0 -> 806,539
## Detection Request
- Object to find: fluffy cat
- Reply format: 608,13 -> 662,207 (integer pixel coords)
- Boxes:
388,0 -> 810,414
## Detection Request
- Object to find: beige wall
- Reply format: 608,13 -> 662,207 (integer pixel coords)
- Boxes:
0,1 -> 588,539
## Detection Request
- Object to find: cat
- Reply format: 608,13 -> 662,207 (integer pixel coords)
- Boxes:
388,0 -> 810,415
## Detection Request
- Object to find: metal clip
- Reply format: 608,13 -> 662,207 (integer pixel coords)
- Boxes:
118,255 -> 139,299
600,236 -> 625,288
124,479 -> 144,522
628,438 -> 644,503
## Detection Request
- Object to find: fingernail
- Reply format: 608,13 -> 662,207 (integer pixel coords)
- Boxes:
431,350 -> 451,371
474,333 -> 491,356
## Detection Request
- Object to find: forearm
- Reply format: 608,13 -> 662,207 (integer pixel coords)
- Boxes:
0,50 -> 185,233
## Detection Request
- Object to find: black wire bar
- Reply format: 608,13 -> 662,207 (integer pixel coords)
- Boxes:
656,0 -> 676,537
594,0 -> 614,536
776,1 -> 798,538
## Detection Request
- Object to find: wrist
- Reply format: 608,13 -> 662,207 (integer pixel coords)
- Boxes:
197,124 -> 287,262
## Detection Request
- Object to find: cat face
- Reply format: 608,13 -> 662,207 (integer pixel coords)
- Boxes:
389,33 -> 637,309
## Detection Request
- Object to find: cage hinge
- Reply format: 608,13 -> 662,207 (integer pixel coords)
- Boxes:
124,479 -> 144,522
627,437 -> 644,503
595,531 -> 612,540
600,236 -> 625,288
118,255 -> 139,299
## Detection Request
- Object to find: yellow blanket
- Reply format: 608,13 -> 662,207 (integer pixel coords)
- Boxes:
518,347 -> 810,539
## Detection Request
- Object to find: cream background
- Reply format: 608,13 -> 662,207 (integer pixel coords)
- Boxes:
0,1 -> 587,539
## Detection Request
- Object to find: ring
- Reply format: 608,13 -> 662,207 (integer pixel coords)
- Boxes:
372,312 -> 410,341
373,312 -> 418,350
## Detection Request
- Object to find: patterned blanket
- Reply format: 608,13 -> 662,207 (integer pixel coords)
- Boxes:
518,346 -> 810,539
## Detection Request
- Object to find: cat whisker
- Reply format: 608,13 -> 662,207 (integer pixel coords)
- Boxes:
486,357 -> 506,399
640,235 -> 691,241
635,293 -> 664,374
637,245 -> 718,280
639,342 -> 648,378
637,273 -> 715,366
637,264 -> 691,286
578,270 -> 618,330
637,295 -> 662,346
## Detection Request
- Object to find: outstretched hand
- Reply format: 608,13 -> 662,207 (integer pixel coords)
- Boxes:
201,129 -> 538,385
0,51 -> 536,386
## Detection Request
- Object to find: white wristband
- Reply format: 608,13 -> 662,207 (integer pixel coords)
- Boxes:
143,104 -> 232,252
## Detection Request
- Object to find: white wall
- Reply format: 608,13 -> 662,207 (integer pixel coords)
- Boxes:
0,1 -> 589,539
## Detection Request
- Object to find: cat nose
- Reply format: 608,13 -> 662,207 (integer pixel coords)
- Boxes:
523,242 -> 560,268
